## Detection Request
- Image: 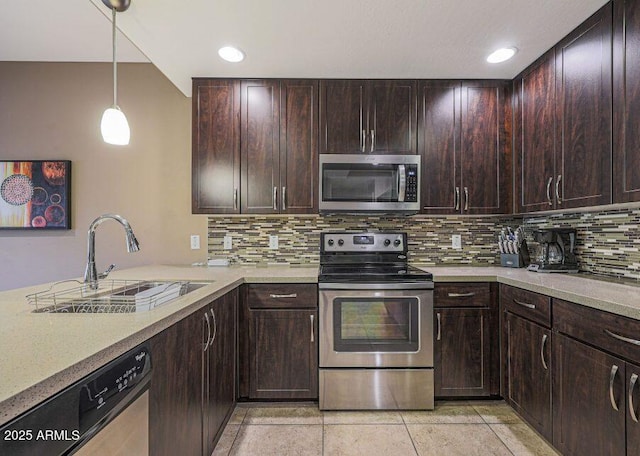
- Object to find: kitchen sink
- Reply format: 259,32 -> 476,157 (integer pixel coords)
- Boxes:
30,280 -> 211,313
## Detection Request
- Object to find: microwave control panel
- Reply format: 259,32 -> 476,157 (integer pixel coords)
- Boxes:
405,165 -> 418,202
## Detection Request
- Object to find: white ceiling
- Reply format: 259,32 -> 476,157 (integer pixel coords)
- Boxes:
3,0 -> 609,97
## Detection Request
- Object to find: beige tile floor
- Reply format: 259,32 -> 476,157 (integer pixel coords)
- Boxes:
212,401 -> 560,456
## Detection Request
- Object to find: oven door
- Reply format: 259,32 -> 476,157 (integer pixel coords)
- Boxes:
319,285 -> 433,368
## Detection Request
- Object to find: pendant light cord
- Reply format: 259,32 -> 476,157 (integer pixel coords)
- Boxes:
112,7 -> 118,107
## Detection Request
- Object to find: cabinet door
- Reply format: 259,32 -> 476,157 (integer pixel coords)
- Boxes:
434,308 -> 490,397
149,311 -> 203,456
205,290 -> 237,455
369,80 -> 417,154
514,51 -> 557,213
613,0 -> 640,203
279,80 -> 318,213
241,80 -> 281,213
460,81 -> 510,214
319,80 -> 367,154
555,3 -> 612,209
192,79 -> 240,214
505,313 -> 552,441
249,309 -> 318,399
418,81 -> 461,214
553,334 -> 625,456
629,361 -> 640,455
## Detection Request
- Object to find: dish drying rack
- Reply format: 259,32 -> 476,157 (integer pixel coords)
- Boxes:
27,279 -> 190,313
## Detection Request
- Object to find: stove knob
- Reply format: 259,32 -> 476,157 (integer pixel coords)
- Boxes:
394,239 -> 401,247
328,239 -> 334,246
384,239 -> 391,246
338,239 -> 344,246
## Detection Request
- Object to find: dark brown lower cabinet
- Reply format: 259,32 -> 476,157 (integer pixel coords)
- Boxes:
505,313 -> 552,441
553,334 -> 626,456
149,290 -> 237,456
239,284 -> 318,400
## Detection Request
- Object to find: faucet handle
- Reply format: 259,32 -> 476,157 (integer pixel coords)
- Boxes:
98,264 -> 116,279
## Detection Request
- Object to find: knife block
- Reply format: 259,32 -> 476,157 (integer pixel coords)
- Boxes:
500,241 -> 530,268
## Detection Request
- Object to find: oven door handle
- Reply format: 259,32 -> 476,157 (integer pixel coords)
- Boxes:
318,282 -> 434,290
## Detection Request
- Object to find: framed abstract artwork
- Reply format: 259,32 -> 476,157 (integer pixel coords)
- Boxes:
0,161 -> 71,230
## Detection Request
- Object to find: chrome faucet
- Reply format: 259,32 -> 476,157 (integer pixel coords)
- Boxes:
84,214 -> 140,289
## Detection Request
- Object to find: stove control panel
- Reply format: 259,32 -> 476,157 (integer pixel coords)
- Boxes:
322,232 -> 406,253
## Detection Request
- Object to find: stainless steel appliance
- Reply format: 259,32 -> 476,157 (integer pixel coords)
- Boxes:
527,228 -> 579,273
318,231 -> 434,410
319,154 -> 420,214
0,344 -> 152,456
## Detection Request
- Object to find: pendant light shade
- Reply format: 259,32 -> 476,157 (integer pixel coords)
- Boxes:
101,0 -> 131,145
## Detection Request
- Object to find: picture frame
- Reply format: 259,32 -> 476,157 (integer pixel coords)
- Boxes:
0,160 -> 72,230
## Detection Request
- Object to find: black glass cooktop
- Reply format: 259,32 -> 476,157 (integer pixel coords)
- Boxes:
319,264 -> 433,283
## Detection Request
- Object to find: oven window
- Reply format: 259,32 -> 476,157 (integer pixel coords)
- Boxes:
333,297 -> 419,352
322,163 -> 399,202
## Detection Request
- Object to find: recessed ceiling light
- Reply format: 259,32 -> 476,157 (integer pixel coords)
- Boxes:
218,46 -> 245,63
486,47 -> 517,64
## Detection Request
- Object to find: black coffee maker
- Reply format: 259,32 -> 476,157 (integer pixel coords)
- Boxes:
527,228 -> 579,273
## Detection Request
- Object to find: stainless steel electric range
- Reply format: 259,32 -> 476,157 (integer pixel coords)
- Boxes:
318,231 -> 434,410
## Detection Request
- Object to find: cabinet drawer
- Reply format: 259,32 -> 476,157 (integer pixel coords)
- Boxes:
500,284 -> 551,327
247,284 -> 318,309
554,298 -> 640,366
435,283 -> 490,308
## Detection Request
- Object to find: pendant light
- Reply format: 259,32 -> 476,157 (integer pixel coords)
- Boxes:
100,0 -> 131,146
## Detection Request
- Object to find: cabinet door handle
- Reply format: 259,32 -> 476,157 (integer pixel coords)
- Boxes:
273,187 -> 278,211
436,312 -> 441,341
605,329 -> 640,346
210,309 -> 217,345
310,314 -> 315,343
455,187 -> 460,211
447,292 -> 475,298
513,298 -> 536,310
269,293 -> 298,299
610,364 -> 620,411
546,177 -> 553,206
630,373 -> 639,423
282,186 -> 286,211
204,312 -> 211,352
370,129 -> 375,152
540,334 -> 548,370
555,175 -> 562,204
464,187 -> 469,211
234,188 -> 238,210
361,129 -> 366,152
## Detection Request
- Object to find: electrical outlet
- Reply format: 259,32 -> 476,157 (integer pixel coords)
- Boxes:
269,235 -> 279,250
190,235 -> 200,250
223,236 -> 232,250
451,234 -> 462,250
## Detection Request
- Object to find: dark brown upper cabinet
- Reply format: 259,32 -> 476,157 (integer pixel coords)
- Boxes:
513,50 -> 557,213
192,79 -> 241,214
319,80 -> 417,154
419,80 -> 511,214
613,0 -> 640,203
554,3 -> 613,209
241,79 -> 318,214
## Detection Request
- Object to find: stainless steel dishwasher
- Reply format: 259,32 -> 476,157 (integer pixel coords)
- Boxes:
0,343 -> 152,455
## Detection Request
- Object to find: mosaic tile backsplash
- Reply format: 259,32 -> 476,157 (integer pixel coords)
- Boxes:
207,214 -> 519,266
208,207 -> 640,281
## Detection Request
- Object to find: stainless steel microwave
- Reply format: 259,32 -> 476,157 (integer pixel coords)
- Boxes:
319,154 -> 420,214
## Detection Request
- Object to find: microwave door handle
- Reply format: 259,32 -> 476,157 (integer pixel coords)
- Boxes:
398,164 -> 406,202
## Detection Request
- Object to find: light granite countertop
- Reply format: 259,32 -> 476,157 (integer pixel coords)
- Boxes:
2,263 -> 640,427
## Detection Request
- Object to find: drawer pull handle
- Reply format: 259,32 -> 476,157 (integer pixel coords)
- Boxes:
310,314 -> 315,343
436,312 -> 441,341
610,364 -> 620,412
541,334 -> 548,370
448,292 -> 475,298
605,329 -> 640,346
513,299 -> 536,310
204,313 -> 211,352
630,373 -> 639,423
269,293 -> 298,299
